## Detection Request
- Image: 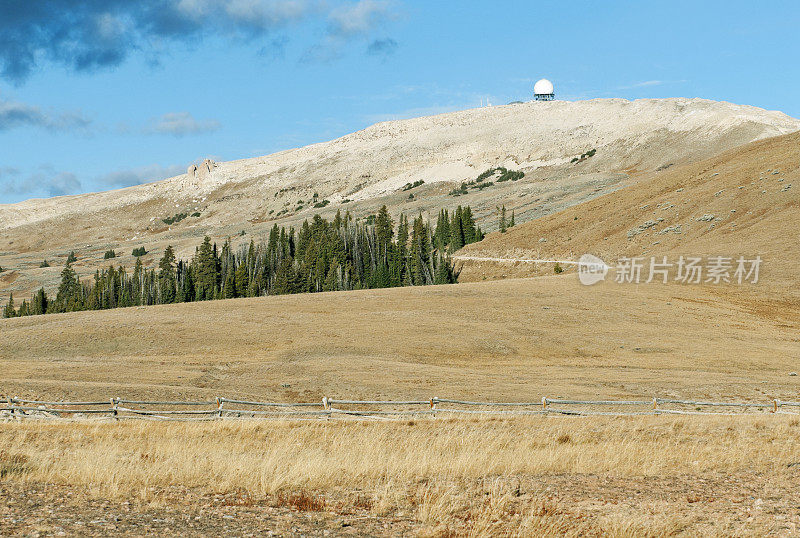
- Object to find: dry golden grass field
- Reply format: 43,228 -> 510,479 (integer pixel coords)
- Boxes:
2,416 -> 800,535
1,276 -> 799,404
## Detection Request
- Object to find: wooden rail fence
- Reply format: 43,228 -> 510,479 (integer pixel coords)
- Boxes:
2,396 -> 799,421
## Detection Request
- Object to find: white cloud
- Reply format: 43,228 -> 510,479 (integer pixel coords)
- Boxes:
0,162 -> 188,203
328,0 -> 394,37
147,112 -> 221,136
96,163 -> 187,188
617,79 -> 687,90
0,165 -> 82,198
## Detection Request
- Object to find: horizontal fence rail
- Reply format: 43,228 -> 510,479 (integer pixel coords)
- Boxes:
1,396 -> 799,421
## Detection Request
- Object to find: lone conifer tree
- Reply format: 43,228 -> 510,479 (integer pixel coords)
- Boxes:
195,236 -> 217,301
499,205 -> 507,233
56,261 -> 81,312
450,206 -> 465,251
375,205 -> 394,258
158,245 -> 177,303
2,293 -> 15,318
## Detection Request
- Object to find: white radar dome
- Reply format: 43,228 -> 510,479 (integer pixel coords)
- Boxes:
533,78 -> 554,96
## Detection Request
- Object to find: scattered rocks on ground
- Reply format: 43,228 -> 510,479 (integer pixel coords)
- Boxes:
627,220 -> 660,238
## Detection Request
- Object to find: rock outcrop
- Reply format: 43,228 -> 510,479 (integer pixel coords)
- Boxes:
186,159 -> 217,186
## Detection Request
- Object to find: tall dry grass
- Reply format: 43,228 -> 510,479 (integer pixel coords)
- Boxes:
2,415 -> 799,535
1,415 -> 797,494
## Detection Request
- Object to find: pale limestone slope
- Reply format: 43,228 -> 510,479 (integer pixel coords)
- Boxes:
1,97 -> 798,233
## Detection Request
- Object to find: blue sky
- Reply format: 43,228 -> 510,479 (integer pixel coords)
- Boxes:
0,0 -> 798,204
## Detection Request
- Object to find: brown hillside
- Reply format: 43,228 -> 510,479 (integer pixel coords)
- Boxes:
1,276 -> 798,404
457,131 -> 800,288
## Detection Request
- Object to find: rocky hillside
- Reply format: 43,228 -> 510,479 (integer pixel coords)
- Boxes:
2,98 -> 798,232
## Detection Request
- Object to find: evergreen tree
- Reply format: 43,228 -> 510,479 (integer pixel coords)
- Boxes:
56,261 -> 82,312
223,271 -> 237,298
32,288 -> 48,315
434,209 -> 450,251
176,260 -> 194,303
450,206 -> 465,251
461,206 -> 477,244
195,236 -> 217,300
510,209 -> 515,228
132,257 -> 144,305
396,214 -> 409,283
234,261 -> 249,297
375,205 -> 394,256
2,293 -> 15,318
499,205 -> 507,233
409,215 -> 432,285
158,246 -> 177,303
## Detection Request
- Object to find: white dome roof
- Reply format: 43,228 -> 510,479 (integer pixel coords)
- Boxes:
534,78 -> 554,95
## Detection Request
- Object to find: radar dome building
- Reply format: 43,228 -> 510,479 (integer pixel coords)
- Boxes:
533,78 -> 555,101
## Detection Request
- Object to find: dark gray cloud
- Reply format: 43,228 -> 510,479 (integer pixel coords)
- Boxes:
96,163 -> 186,188
0,97 -> 91,131
146,112 -> 221,137
0,0 -> 398,83
366,37 -> 398,58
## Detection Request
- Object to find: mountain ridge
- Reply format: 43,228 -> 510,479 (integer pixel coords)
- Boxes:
2,97 -> 798,232
1,97 -> 799,300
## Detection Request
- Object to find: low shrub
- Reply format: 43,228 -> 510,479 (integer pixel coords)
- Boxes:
163,212 -> 189,225
402,180 -> 425,191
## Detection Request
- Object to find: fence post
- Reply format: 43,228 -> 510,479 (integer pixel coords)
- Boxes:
542,397 -> 548,412
430,397 -> 437,418
216,397 -> 223,419
110,397 -> 119,420
322,397 -> 330,419
773,399 -> 778,414
653,398 -> 658,413
8,396 -> 14,418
